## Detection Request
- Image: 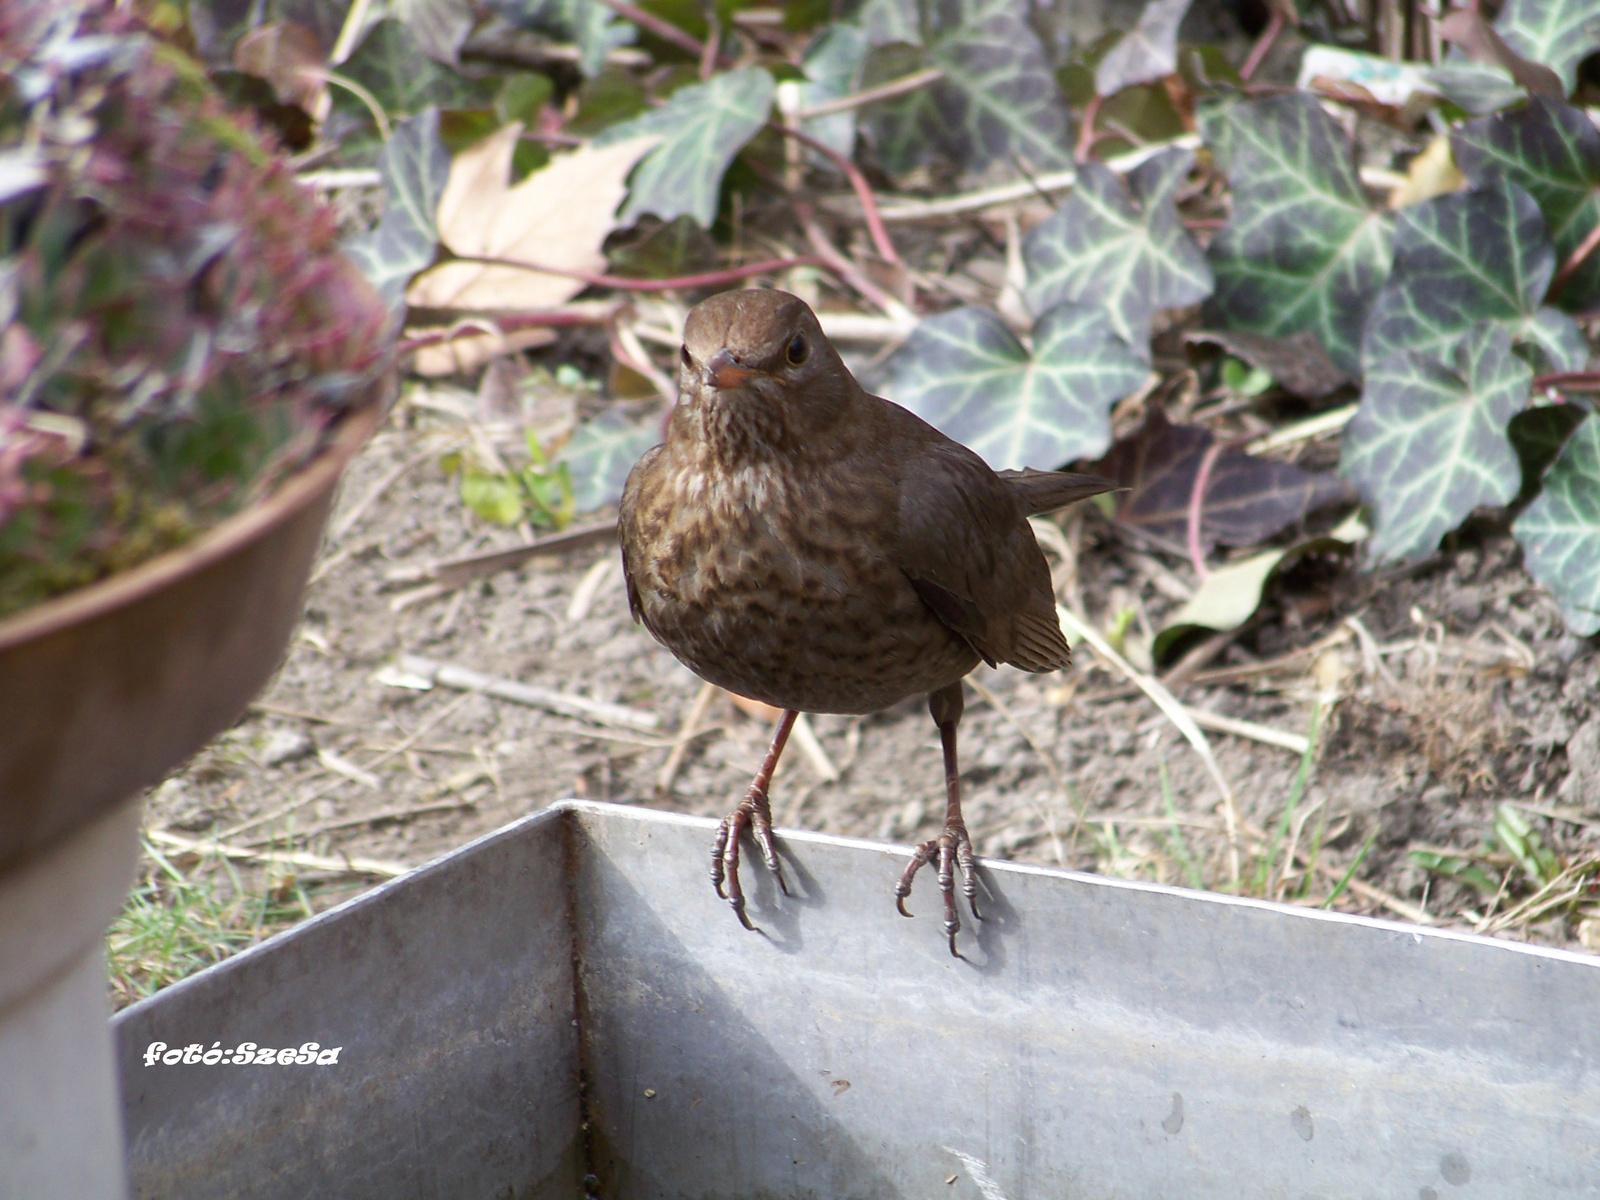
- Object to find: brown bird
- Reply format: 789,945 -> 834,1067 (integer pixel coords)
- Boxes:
619,289 -> 1114,955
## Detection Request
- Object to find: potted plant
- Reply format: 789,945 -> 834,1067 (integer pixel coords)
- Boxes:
0,3 -> 392,1192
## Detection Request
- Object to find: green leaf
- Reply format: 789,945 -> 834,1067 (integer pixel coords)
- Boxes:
1425,62 -> 1528,116
343,109 -> 449,308
1203,93 -> 1394,376
1510,400 -> 1588,493
1094,0 -> 1194,96
1360,178 -> 1585,372
562,407 -> 662,512
798,24 -> 869,159
338,19 -> 496,116
595,67 -> 775,228
857,0 -> 1074,176
1453,98 -> 1600,311
1512,411 -> 1600,635
1023,147 -> 1212,359
1342,323 -> 1532,563
883,303 -> 1148,471
1407,848 -> 1501,895
490,0 -> 636,77
1494,0 -> 1600,93
460,471 -> 528,525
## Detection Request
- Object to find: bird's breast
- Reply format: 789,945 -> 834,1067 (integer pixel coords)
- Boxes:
626,455 -> 977,713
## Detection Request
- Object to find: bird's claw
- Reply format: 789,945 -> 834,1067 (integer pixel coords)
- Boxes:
894,819 -> 980,957
709,784 -> 787,930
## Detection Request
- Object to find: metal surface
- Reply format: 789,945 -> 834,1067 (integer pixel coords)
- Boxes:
0,402 -> 382,878
117,802 -> 1600,1198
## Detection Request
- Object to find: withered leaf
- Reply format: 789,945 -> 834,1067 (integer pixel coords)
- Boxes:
1184,329 -> 1352,399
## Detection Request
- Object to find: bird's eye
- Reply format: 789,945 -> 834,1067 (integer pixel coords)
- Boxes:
785,334 -> 809,365
679,345 -> 692,369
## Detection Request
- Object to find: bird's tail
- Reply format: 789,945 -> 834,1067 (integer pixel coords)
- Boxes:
999,469 -> 1120,516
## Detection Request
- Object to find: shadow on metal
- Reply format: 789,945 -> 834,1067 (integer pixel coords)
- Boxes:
115,801 -> 1600,1198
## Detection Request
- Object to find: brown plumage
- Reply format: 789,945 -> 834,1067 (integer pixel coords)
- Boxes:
619,289 -> 1115,955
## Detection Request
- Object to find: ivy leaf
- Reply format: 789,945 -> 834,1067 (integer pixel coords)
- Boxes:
1203,93 -> 1394,376
1453,98 -> 1600,311
1342,323 -> 1532,563
1360,177 -> 1586,372
344,108 -> 449,308
562,407 -> 662,511
883,303 -> 1148,471
338,19 -> 495,116
1510,401 -> 1589,493
1022,147 -> 1212,360
1493,0 -> 1600,94
798,24 -> 869,159
1425,62 -> 1528,116
1513,413 -> 1600,635
1094,0 -> 1194,96
488,0 -> 634,77
857,0 -> 1074,176
396,0 -> 477,66
596,67 -> 775,228
1091,408 -> 1354,553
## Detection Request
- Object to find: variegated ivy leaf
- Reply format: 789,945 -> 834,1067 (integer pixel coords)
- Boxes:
1494,0 -> 1600,94
857,0 -> 1073,177
1022,147 -> 1212,360
1453,98 -> 1600,311
1425,62 -> 1528,115
344,109 -> 449,309
1203,93 -> 1394,376
562,407 -> 662,512
339,19 -> 496,117
1360,177 -> 1586,372
596,68 -> 775,228
1094,0 -> 1194,96
1513,413 -> 1600,635
883,303 -> 1148,471
488,0 -> 636,77
1342,323 -> 1532,563
799,24 -> 869,160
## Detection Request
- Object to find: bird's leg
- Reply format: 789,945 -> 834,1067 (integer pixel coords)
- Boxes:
711,708 -> 798,930
894,682 -> 979,957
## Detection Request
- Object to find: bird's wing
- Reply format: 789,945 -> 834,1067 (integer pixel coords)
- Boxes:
617,444 -> 663,624
998,468 -> 1120,516
893,439 -> 1070,673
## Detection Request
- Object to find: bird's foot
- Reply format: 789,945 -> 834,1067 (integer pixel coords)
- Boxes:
894,817 -> 980,957
710,784 -> 789,930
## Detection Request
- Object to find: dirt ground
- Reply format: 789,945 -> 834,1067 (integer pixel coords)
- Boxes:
126,374 -> 1600,1003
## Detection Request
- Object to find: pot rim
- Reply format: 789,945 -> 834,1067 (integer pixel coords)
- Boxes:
0,400 -> 385,653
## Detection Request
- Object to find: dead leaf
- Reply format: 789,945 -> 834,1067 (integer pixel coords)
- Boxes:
233,22 -> 325,113
407,128 -> 659,313
1388,133 -> 1464,209
1090,408 -> 1354,552
1184,330 -> 1352,399
408,327 -> 556,377
1437,10 -> 1564,101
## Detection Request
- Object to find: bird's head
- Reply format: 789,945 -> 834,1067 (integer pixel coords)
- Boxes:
674,289 -> 856,460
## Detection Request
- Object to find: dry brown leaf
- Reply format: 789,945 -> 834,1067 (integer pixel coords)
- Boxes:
234,22 -> 326,113
409,327 -> 556,378
407,128 -> 659,313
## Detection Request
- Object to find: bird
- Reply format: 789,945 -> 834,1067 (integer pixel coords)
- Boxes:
618,288 -> 1115,955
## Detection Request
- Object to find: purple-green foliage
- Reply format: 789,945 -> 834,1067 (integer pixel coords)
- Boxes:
0,1 -> 392,618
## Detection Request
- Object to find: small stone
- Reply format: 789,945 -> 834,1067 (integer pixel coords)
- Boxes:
643,1088 -> 656,1099
260,728 -> 315,767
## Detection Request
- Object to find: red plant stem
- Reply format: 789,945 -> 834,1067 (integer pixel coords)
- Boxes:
1074,94 -> 1102,163
791,199 -> 908,318
769,123 -> 901,265
590,0 -> 729,66
698,9 -> 720,81
1240,7 -> 1286,81
446,253 -> 831,292
1534,370 -> 1600,393
1186,440 -> 1225,580
1547,221 -> 1600,304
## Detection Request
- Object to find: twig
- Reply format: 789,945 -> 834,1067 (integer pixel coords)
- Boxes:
1546,221 -> 1600,304
444,253 -> 831,294
384,519 -> 618,590
769,123 -> 900,265
1185,708 -> 1310,754
243,796 -> 479,847
1239,7 -> 1286,80
611,318 -> 677,403
795,67 -> 945,119
792,201 -> 917,326
399,654 -> 661,732
1075,94 -> 1103,163
1185,440 -> 1224,580
1245,404 -> 1358,455
658,680 -> 721,792
147,829 -> 408,878
397,304 -> 625,356
589,0 -> 727,65
1056,603 -> 1242,884
247,703 -> 352,725
698,8 -> 720,81
296,168 -> 382,190
790,714 -> 839,782
1532,370 -> 1600,394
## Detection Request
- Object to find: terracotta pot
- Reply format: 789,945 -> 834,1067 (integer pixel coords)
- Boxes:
0,402 -> 383,879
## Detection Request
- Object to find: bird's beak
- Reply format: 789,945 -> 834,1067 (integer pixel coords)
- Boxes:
704,348 -> 761,390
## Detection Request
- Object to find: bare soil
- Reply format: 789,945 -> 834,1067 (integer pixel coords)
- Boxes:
131,385 -> 1600,1003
